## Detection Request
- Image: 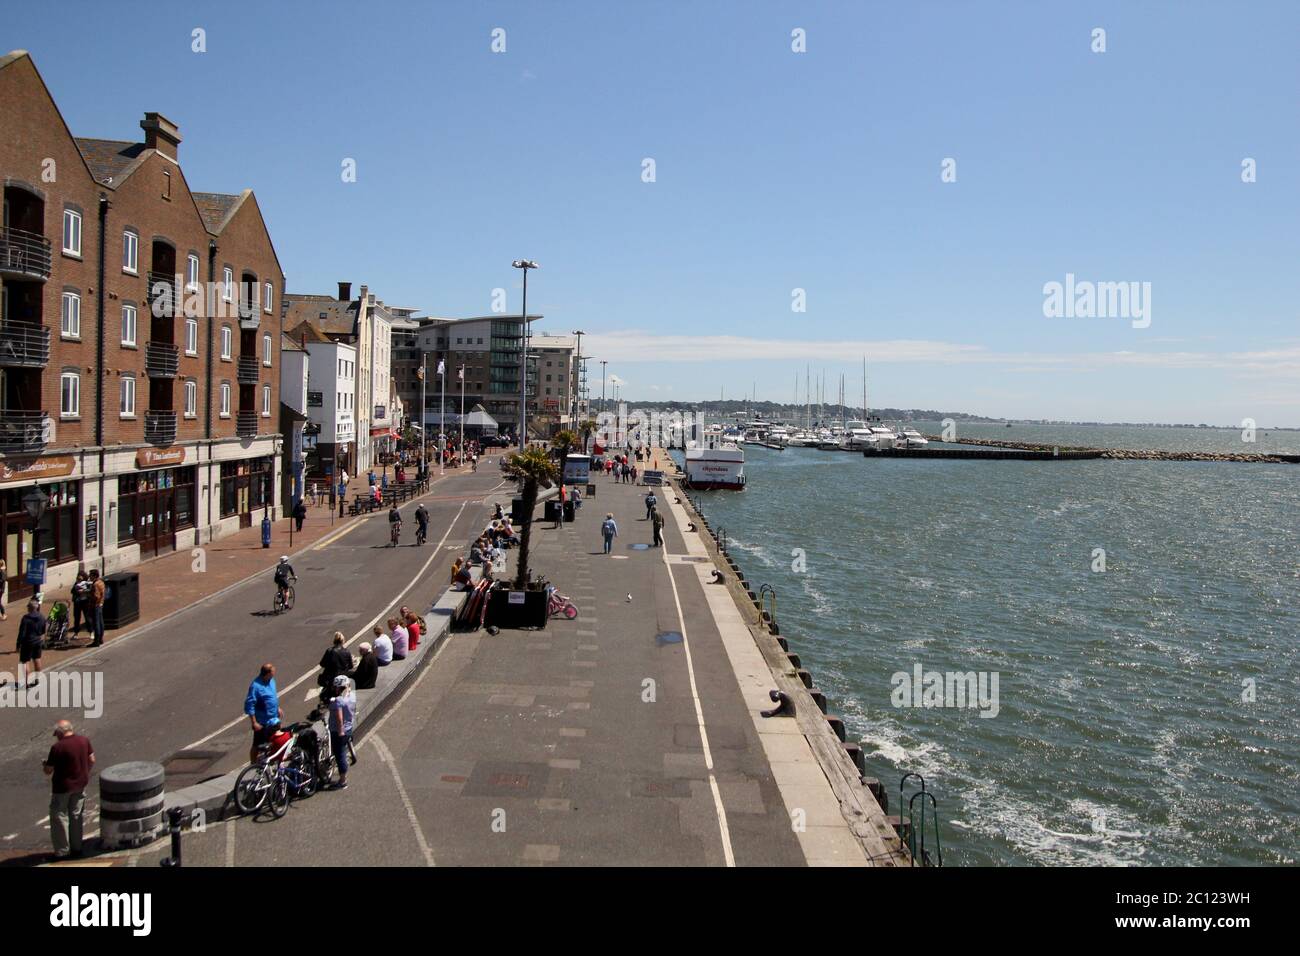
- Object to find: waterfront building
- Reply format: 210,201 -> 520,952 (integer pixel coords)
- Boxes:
0,50 -> 284,598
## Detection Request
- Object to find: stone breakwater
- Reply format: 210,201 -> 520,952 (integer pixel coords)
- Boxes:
925,436 -> 1299,464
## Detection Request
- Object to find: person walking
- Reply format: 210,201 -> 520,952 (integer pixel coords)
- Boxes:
327,676 -> 356,790
244,663 -> 280,764
16,600 -> 46,687
652,508 -> 665,547
88,569 -> 105,648
0,558 -> 8,622
601,513 -> 618,554
293,498 -> 307,532
44,720 -> 94,860
644,490 -> 658,519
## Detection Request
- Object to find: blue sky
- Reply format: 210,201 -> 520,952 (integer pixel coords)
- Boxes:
17,1 -> 1299,423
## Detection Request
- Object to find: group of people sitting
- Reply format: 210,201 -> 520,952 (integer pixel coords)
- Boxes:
315,605 -> 425,700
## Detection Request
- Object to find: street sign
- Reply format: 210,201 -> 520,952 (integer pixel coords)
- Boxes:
25,557 -> 47,586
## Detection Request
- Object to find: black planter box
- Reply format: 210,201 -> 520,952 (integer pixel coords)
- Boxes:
485,586 -> 549,629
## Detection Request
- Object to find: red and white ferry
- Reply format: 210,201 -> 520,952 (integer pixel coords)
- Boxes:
683,440 -> 746,490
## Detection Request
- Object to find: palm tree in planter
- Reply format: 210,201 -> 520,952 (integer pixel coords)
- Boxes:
500,445 -> 560,591
551,429 -> 578,463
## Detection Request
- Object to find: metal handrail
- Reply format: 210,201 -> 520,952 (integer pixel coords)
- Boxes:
146,271 -> 179,316
0,226 -> 52,279
236,410 -> 260,437
237,355 -> 260,383
144,409 -> 177,445
0,323 -> 52,367
0,409 -> 51,452
145,341 -> 179,378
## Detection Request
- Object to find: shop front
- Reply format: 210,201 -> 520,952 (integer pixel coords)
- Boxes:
0,455 -> 82,601
220,456 -> 273,528
117,447 -> 197,558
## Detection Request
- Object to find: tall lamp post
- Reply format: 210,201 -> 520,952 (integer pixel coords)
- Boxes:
512,259 -> 538,449
600,360 -> 607,415
22,485 -> 48,599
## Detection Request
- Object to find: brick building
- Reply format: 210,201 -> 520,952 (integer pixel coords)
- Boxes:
0,50 -> 284,599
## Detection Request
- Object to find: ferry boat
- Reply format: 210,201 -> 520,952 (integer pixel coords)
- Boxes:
683,439 -> 746,490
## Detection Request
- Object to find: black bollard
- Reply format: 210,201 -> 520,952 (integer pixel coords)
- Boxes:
159,806 -> 184,868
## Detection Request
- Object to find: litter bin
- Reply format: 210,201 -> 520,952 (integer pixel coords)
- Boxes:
563,500 -> 576,522
543,500 -> 562,523
511,497 -> 528,524
103,570 -> 140,628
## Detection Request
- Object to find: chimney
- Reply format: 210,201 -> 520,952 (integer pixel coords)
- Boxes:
338,282 -> 352,302
140,112 -> 181,159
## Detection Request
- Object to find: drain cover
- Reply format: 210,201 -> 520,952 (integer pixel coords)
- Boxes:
629,543 -> 651,550
656,631 -> 684,645
161,750 -> 224,776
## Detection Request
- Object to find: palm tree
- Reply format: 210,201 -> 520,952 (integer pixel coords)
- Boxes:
501,446 -> 560,589
551,429 -> 578,462
576,418 -> 598,453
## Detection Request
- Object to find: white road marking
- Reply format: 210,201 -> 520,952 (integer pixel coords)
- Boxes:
660,542 -> 736,867
225,818 -> 236,867
372,734 -> 436,867
182,501 -> 469,752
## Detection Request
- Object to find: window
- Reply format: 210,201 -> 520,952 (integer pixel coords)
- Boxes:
184,380 -> 197,418
220,383 -> 231,417
12,481 -> 81,566
263,281 -> 273,314
223,267 -> 233,302
185,318 -> 198,355
262,385 -> 271,416
186,254 -> 200,291
119,376 -> 136,417
60,372 -> 80,417
61,292 -> 80,338
263,333 -> 272,366
221,326 -> 232,360
162,169 -> 172,200
62,208 -> 81,256
121,304 -> 137,346
122,230 -> 138,274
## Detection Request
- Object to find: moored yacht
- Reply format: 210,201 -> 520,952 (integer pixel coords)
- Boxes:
895,426 -> 929,447
683,437 -> 746,490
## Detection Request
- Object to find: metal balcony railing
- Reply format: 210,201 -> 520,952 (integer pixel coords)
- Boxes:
144,409 -> 177,445
0,324 -> 52,367
0,409 -> 51,453
237,355 -> 260,384
236,410 -> 260,437
145,341 -> 179,378
146,271 -> 179,317
0,227 -> 52,280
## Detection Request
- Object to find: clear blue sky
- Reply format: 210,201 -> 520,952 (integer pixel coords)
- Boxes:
17,1 -> 1299,424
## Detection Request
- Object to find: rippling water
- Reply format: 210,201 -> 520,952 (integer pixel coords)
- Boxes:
675,427 -> 1299,866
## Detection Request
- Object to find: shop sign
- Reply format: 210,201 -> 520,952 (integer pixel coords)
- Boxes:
137,446 -> 186,469
0,455 -> 77,482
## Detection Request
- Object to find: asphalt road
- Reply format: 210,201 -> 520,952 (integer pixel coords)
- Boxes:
0,464 -> 510,857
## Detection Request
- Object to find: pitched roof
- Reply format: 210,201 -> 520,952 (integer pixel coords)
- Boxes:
191,191 -> 243,232
285,320 -> 336,345
283,294 -> 358,339
74,138 -> 147,185
281,332 -> 305,352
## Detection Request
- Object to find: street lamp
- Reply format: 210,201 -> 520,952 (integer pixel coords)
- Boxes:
512,259 -> 538,449
23,485 -> 48,595
571,329 -> 584,423
600,360 -> 607,415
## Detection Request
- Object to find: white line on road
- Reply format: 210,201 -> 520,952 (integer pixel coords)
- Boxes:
183,501 -> 470,752
225,818 -> 236,868
372,734 -> 436,867
660,543 -> 736,867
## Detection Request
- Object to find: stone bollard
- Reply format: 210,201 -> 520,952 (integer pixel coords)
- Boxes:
100,761 -> 166,850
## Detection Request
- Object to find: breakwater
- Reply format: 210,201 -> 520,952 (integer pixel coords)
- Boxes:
925,436 -> 1299,463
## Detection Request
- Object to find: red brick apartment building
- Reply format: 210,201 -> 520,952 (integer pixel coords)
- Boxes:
0,50 -> 284,600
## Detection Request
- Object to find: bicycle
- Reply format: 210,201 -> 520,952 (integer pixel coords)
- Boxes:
273,578 -> 296,614
233,723 -> 316,818
415,523 -> 427,546
534,577 -> 578,620
390,522 -> 401,547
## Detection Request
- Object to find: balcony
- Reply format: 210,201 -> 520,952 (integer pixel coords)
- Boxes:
144,409 -> 177,445
0,409 -> 51,454
237,302 -> 259,329
237,355 -> 260,384
146,271 -> 179,318
0,227 -> 52,281
236,410 -> 260,438
145,341 -> 179,378
0,324 -> 52,368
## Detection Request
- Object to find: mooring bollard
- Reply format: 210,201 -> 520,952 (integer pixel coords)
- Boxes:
159,806 -> 185,868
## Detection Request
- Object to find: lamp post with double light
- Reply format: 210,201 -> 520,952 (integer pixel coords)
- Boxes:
512,259 -> 538,449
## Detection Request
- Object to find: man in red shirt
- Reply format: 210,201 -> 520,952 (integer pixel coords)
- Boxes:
44,720 -> 95,859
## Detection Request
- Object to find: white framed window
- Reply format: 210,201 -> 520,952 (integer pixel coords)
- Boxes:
185,318 -> 198,355
221,326 -> 232,360
122,230 -> 138,274
262,384 -> 271,417
263,333 -> 272,366
121,304 -> 137,346
184,380 -> 198,418
60,291 -> 81,338
119,376 -> 136,417
60,372 -> 80,418
186,254 -> 200,291
62,208 -> 81,256
263,281 -> 273,314
223,267 -> 233,302
220,383 -> 231,417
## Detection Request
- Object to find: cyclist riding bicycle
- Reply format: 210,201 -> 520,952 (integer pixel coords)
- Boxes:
388,505 -> 402,545
274,556 -> 296,605
414,504 -> 429,544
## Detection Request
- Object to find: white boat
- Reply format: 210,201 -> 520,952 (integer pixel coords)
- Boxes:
867,424 -> 897,449
895,426 -> 929,447
684,438 -> 746,490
